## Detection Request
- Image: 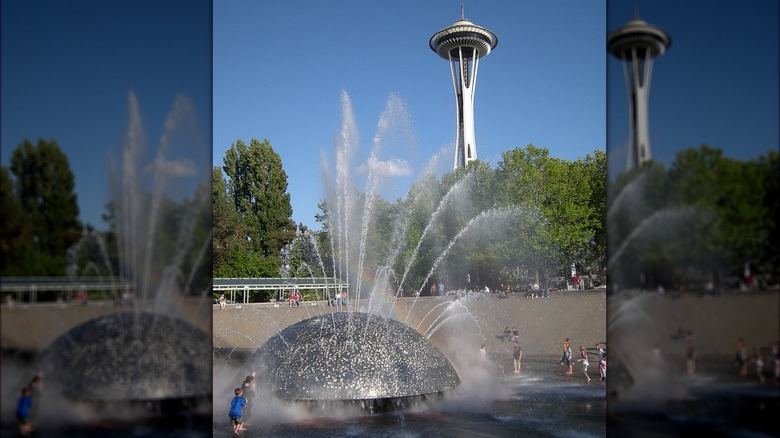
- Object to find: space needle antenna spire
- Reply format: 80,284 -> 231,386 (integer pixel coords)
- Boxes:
429,8 -> 498,169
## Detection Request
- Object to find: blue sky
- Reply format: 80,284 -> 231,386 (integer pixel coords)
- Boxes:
1,0 -> 211,230
3,1 -> 775,234
607,0 -> 779,174
214,1 -> 607,231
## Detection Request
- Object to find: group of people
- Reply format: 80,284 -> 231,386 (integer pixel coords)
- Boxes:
288,290 -> 302,307
735,337 -> 779,384
15,372 -> 43,436
524,283 -> 548,299
501,326 -> 519,342
429,282 -> 446,296
328,290 -> 348,307
228,372 -> 256,436
561,338 -> 606,383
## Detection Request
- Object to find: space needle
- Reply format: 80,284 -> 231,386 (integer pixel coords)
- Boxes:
608,12 -> 671,170
430,7 -> 497,170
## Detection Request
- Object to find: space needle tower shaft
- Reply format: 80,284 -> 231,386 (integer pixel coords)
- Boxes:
430,7 -> 498,170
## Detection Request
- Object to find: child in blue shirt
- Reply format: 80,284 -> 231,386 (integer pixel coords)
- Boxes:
16,387 -> 33,436
229,387 -> 247,435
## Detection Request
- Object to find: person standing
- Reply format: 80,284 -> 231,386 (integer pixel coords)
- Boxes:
596,343 -> 606,381
229,387 -> 246,436
561,338 -> 569,366
16,387 -> 33,436
752,346 -> 765,384
736,337 -> 748,376
240,373 -> 256,426
219,293 -> 227,311
686,339 -> 697,375
564,339 -> 573,375
512,342 -> 523,374
479,344 -> 488,369
27,372 -> 43,423
771,342 -> 780,384
600,352 -> 607,382
577,346 -> 591,382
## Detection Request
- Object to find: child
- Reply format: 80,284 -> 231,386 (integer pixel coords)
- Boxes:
479,344 -> 488,368
686,340 -> 697,375
599,352 -> 607,381
229,387 -> 247,435
577,346 -> 591,382
241,374 -> 256,425
512,342 -> 523,374
565,340 -> 573,375
753,346 -> 765,384
16,387 -> 33,436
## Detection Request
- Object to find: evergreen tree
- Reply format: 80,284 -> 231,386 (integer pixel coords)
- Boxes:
212,166 -> 248,271
221,138 -> 296,276
2,139 -> 82,275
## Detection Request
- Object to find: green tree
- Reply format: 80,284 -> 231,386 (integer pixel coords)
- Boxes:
581,150 -> 607,274
757,149 -> 779,278
609,145 -> 777,290
437,161 -> 499,290
0,167 -> 28,274
669,145 -> 769,283
213,166 -> 248,272
223,138 -> 296,260
496,145 -> 596,284
3,139 -> 82,275
395,173 -> 442,295
313,199 -> 335,277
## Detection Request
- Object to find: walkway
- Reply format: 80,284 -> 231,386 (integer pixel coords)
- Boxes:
213,277 -> 349,303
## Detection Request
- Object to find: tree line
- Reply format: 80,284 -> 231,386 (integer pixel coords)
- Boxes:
608,145 -> 778,291
1,138 -> 211,300
213,138 -> 607,301
10,136 -> 768,301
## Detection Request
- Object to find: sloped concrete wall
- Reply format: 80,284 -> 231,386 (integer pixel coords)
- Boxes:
4,291 -> 775,360
212,293 -> 607,359
1,298 -> 211,352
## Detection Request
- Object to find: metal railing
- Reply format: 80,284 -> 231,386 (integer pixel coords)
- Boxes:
0,277 -> 135,305
213,277 -> 350,304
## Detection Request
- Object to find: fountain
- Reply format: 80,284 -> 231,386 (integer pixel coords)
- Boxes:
36,312 -> 211,403
605,169 -> 779,436
211,90 -> 608,438
16,91 -> 213,431
228,92 -> 467,411
248,312 -> 459,407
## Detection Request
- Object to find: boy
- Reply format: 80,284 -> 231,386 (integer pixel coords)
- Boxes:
16,387 -> 33,436
229,387 -> 247,435
513,342 -> 523,374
